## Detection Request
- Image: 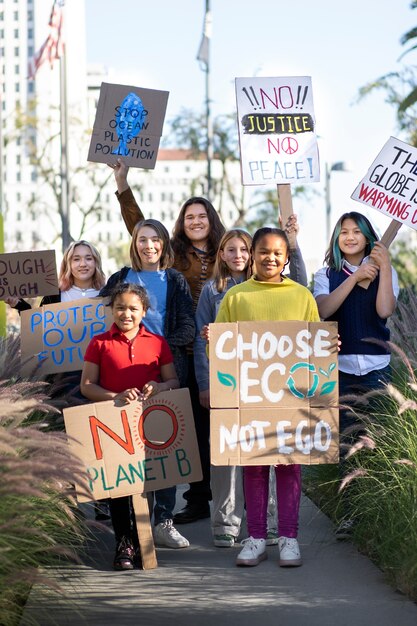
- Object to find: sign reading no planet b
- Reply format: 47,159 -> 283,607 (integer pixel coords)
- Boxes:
63,389 -> 202,502
235,76 -> 320,186
209,321 -> 339,466
0,250 -> 58,300
351,136 -> 417,231
88,82 -> 169,169
20,298 -> 113,376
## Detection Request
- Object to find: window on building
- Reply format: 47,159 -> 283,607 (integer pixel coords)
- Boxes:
161,192 -> 166,201
16,192 -> 21,202
17,212 -> 21,221
15,64 -> 19,74
14,46 -> 19,56
164,166 -> 169,173
27,28 -> 33,38
27,10 -> 33,21
16,155 -> 20,165
31,170 -> 37,182
15,82 -> 20,92
28,82 -> 34,93
28,46 -> 33,56
16,172 -> 21,182
185,166 -> 191,173
0,31 -> 4,39
161,211 -> 166,221
16,136 -> 21,145
107,232 -> 111,242
98,232 -> 102,242
13,11 -> 18,20
148,193 -> 153,202
106,210 -> 111,221
16,232 -> 22,242
14,29 -> 19,38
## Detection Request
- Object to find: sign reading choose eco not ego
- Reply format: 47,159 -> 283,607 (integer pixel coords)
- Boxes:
209,321 -> 339,466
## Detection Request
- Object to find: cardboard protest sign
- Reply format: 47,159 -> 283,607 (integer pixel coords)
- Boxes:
209,321 -> 339,466
351,136 -> 417,231
0,250 -> 58,300
87,82 -> 169,169
20,298 -> 112,376
63,388 -> 202,502
235,76 -> 319,186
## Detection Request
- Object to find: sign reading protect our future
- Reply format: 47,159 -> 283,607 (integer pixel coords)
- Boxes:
209,321 -> 339,466
235,76 -> 319,186
20,298 -> 113,376
63,389 -> 202,502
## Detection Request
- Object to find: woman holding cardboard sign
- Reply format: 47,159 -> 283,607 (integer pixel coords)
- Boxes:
313,211 -> 398,539
214,226 -> 320,568
110,157 -> 225,524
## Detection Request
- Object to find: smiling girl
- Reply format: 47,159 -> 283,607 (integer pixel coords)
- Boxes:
111,158 -> 225,523
81,283 -> 179,570
214,227 -> 319,568
313,211 -> 398,538
100,219 -> 194,549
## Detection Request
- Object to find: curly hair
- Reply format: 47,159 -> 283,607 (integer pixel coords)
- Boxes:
108,282 -> 150,313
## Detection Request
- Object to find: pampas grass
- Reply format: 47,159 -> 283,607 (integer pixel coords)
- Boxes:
0,335 -> 90,626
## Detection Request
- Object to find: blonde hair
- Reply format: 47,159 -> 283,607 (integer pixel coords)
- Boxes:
213,229 -> 252,293
58,240 -> 106,291
130,219 -> 174,271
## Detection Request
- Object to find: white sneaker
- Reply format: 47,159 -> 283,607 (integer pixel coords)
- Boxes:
278,536 -> 302,567
154,520 -> 190,549
236,537 -> 267,567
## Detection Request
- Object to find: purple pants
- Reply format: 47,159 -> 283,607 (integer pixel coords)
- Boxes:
243,464 -> 301,539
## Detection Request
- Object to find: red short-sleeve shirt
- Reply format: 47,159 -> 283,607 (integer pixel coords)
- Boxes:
84,323 -> 173,394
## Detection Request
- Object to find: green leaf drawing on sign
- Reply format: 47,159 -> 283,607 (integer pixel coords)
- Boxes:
319,381 -> 337,396
319,363 -> 336,378
217,371 -> 236,391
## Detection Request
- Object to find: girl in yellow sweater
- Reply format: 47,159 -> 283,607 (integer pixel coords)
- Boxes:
215,227 -> 320,568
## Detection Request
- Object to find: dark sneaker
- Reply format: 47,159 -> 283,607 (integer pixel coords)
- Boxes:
94,500 -> 111,521
113,538 -> 135,571
335,519 -> 355,540
173,504 -> 210,524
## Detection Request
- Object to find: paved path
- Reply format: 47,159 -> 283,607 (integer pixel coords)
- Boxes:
21,489 -> 417,626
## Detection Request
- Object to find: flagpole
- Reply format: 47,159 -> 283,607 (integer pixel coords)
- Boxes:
205,0 -> 212,199
59,43 -> 70,251
0,93 -> 5,337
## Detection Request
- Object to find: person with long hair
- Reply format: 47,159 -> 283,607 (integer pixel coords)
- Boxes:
313,211 -> 398,538
110,158 -> 225,523
100,218 -> 194,547
7,240 -> 105,310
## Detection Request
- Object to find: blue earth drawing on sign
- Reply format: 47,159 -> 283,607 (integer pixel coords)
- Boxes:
112,92 -> 145,155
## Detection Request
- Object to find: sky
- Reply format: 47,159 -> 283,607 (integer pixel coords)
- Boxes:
84,0 -> 415,269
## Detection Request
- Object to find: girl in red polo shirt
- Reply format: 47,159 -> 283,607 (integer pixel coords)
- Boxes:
81,282 -> 179,571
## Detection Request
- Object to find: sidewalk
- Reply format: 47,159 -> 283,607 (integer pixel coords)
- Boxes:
21,488 -> 417,626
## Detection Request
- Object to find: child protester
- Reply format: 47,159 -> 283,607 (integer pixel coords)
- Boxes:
100,218 -> 194,549
194,218 -> 308,549
214,227 -> 320,568
313,211 -> 398,538
80,283 -> 179,570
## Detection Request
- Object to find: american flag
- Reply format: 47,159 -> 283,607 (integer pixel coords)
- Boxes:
28,0 -> 65,79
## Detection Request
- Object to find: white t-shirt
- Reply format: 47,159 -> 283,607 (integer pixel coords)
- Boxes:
60,286 -> 100,302
313,258 -> 399,376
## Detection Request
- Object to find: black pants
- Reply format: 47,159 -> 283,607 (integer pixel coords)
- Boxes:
183,355 -> 212,506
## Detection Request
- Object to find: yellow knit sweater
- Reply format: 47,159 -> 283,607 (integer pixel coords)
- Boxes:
215,276 -> 320,324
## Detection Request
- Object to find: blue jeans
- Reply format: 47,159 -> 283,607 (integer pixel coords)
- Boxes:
153,486 -> 177,526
